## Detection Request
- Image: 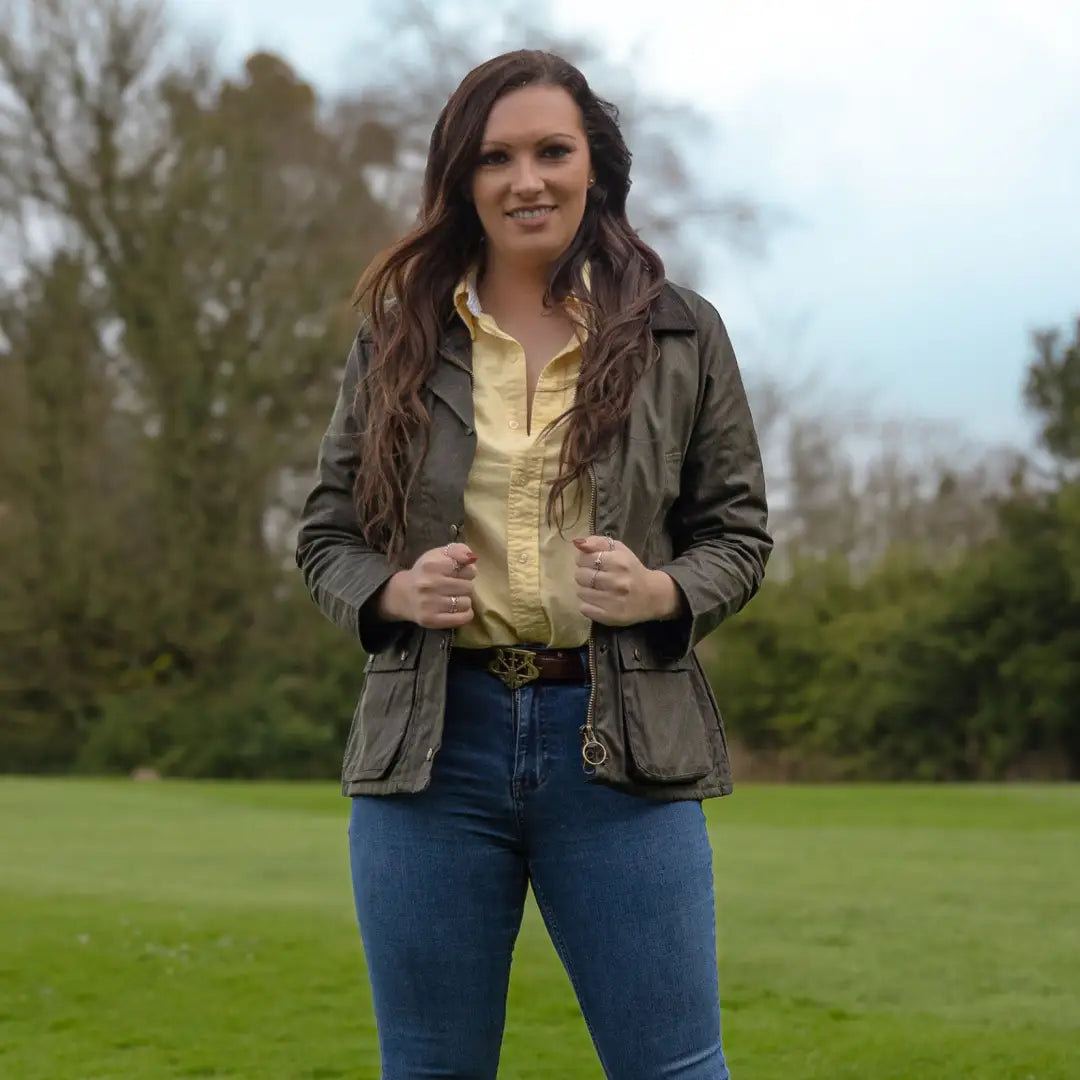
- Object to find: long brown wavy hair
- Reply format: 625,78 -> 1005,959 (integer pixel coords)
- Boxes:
352,50 -> 666,558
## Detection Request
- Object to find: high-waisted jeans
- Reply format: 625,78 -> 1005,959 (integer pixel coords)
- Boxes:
347,656 -> 730,1079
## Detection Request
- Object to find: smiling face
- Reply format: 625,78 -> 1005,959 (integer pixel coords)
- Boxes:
471,83 -> 593,270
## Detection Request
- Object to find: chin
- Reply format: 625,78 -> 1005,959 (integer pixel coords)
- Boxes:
502,234 -> 569,262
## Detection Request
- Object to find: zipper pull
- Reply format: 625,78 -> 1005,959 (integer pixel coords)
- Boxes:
580,723 -> 608,768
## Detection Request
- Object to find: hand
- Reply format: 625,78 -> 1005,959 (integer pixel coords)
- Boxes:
572,536 -> 682,627
377,543 -> 477,629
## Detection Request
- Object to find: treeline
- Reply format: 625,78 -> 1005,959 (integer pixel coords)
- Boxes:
710,322 -> 1080,780
1,0 -> 1076,780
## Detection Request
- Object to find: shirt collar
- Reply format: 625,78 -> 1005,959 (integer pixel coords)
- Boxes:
453,263 -> 592,341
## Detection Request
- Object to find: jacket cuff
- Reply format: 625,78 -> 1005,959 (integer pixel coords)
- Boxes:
357,581 -> 408,655
651,562 -> 714,659
637,568 -> 697,661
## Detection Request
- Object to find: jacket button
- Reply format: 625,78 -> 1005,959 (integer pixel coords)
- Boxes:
450,524 -> 459,539
633,648 -> 641,661
399,650 -> 409,662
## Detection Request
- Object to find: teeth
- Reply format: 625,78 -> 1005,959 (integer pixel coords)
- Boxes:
510,207 -> 553,219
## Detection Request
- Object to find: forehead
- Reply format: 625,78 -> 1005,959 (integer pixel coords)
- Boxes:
482,84 -> 584,144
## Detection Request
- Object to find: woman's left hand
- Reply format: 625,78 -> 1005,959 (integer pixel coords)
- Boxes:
572,536 -> 683,627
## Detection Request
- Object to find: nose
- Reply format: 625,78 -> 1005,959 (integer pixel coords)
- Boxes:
510,157 -> 543,198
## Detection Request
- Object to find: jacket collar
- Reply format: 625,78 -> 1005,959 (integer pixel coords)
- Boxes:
651,282 -> 695,332
438,280 -> 693,371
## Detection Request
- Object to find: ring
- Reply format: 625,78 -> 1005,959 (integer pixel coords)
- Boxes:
450,596 -> 459,614
444,545 -> 462,574
607,536 -> 616,551
591,569 -> 600,590
594,553 -> 604,571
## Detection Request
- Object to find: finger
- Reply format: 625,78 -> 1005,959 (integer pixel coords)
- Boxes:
440,563 -> 478,584
442,594 -> 473,615
430,574 -> 476,595
420,610 -> 475,630
430,543 -> 476,575
574,567 -> 606,588
577,601 -> 616,626
571,535 -> 612,554
573,535 -> 620,555
446,554 -> 477,577
442,542 -> 476,563
422,592 -> 474,623
575,549 -> 629,572
575,586 -> 606,609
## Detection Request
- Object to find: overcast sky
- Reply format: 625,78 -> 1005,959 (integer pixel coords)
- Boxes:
176,0 -> 1080,450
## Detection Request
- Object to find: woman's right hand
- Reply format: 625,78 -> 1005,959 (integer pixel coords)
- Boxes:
376,543 -> 477,629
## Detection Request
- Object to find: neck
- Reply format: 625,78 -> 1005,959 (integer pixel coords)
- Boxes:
477,252 -> 552,315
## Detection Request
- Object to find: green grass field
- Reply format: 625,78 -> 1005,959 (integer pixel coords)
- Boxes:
0,780 -> 1076,1079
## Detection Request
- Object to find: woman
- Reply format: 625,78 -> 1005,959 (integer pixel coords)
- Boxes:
296,49 -> 771,1080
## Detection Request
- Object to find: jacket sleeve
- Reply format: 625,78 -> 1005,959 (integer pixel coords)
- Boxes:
657,300 -> 773,657
294,333 -> 404,655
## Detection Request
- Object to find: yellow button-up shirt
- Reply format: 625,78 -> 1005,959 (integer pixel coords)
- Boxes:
452,274 -> 591,650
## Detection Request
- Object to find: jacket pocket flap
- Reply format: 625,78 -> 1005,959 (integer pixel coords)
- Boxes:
616,632 -> 693,672
366,629 -> 423,672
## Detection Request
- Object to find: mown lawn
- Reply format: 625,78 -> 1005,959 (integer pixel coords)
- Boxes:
0,779 -> 1076,1079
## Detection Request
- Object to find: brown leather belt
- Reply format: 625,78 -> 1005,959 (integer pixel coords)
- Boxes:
450,646 -> 588,690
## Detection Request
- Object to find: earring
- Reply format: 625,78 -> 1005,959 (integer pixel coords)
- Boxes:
588,177 -> 596,187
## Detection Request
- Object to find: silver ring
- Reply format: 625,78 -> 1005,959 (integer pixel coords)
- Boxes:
606,536 -> 616,551
444,545 -> 462,575
450,595 -> 459,614
594,553 -> 604,571
590,569 -> 600,590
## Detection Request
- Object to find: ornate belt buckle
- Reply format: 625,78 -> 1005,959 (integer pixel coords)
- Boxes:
488,647 -> 541,690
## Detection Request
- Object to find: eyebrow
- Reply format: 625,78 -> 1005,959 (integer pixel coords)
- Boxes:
479,132 -> 580,148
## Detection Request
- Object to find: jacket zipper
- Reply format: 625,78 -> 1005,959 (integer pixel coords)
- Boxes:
580,464 -> 608,771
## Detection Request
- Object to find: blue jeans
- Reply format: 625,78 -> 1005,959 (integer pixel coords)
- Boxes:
348,658 -> 730,1079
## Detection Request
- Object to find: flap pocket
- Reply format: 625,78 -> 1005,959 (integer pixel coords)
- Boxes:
616,634 -> 693,672
616,633 -> 711,783
367,639 -> 421,673
365,624 -> 423,673
346,632 -> 422,781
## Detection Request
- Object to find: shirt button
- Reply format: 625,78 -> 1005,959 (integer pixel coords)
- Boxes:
508,419 -> 520,430
449,524 -> 459,539
518,552 -> 529,564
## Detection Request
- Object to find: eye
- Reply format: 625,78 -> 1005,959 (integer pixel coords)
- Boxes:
477,150 -> 508,167
541,144 -> 572,159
